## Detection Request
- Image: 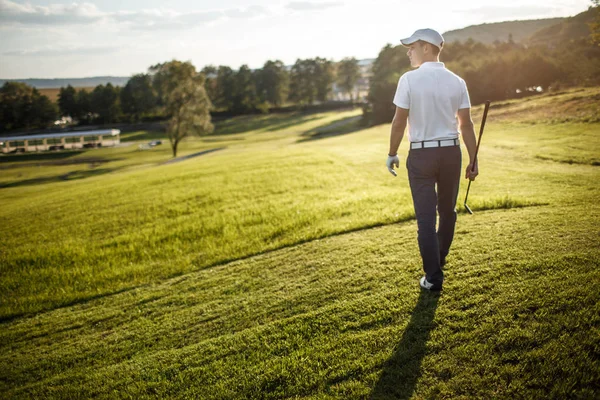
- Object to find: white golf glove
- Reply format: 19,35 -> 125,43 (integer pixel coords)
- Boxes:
387,155 -> 399,177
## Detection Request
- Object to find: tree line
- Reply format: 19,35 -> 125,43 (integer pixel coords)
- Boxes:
1,2 -> 598,132
365,24 -> 600,124
0,57 -> 361,132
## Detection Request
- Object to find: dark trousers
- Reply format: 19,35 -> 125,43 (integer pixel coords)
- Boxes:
406,145 -> 462,287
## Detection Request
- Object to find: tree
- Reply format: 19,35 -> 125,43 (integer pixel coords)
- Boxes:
152,60 -> 213,157
215,65 -> 236,111
232,64 -> 259,114
337,57 -> 361,102
76,89 -> 92,124
289,58 -> 317,106
120,74 -> 156,122
29,94 -> 57,129
314,57 -> 336,102
590,0 -> 600,46
90,83 -> 120,124
288,57 -> 336,106
0,82 -> 56,131
256,60 -> 289,106
58,85 -> 77,118
366,44 -> 409,124
0,82 -> 28,130
201,65 -> 218,108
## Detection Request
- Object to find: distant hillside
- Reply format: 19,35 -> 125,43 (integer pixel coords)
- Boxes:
443,18 -> 564,44
528,8 -> 596,46
0,76 -> 129,89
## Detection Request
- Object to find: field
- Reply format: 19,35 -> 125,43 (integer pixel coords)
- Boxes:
0,87 -> 599,398
38,86 -> 95,103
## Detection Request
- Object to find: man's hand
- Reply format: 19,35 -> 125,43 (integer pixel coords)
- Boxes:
387,155 -> 399,177
465,161 -> 479,180
388,107 -> 407,176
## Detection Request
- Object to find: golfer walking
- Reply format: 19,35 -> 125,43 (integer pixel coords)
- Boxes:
386,28 -> 479,291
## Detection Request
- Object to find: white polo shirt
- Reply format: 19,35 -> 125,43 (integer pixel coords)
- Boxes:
393,62 -> 470,143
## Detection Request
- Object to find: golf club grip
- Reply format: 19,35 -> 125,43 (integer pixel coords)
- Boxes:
471,100 -> 491,172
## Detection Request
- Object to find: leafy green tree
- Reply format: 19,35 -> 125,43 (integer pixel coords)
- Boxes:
0,82 -> 56,131
58,85 -> 77,118
337,57 -> 361,102
256,60 -> 289,106
289,58 -> 317,106
289,57 -> 335,105
366,45 -> 409,124
76,89 -> 92,124
0,82 -> 29,130
517,53 -> 562,91
232,64 -> 259,114
152,60 -> 213,157
120,74 -> 156,122
90,83 -> 120,124
29,94 -> 57,129
590,0 -> 600,45
314,57 -> 336,102
201,65 -> 218,108
215,65 -> 236,111
149,62 -> 171,108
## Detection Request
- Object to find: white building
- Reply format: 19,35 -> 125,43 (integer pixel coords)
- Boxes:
0,129 -> 120,154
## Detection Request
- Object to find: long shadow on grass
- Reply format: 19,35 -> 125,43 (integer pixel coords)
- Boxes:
214,113 -> 324,135
0,286 -> 140,324
0,150 -> 82,165
162,148 -> 225,165
0,167 -> 121,189
190,199 -> 543,271
297,115 -> 363,143
370,291 -> 440,400
120,131 -> 166,142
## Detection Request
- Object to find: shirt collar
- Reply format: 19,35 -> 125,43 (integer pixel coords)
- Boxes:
419,62 -> 445,69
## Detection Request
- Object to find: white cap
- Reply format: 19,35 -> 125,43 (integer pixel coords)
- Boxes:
401,28 -> 444,49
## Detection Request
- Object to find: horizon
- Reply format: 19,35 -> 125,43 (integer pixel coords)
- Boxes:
0,0 -> 591,80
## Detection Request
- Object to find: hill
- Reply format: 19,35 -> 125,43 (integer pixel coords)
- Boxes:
528,7 -> 597,46
443,18 -> 564,44
0,87 -> 599,398
443,7 -> 597,45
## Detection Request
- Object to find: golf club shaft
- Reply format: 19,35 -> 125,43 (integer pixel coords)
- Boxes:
470,100 -> 491,173
464,101 -> 491,212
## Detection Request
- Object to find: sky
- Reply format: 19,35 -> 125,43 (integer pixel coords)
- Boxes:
0,0 -> 592,79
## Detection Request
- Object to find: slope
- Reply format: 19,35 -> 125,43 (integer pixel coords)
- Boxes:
0,87 -> 599,398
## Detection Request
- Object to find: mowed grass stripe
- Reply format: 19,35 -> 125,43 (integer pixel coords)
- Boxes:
0,91 -> 599,319
1,204 -> 598,398
0,88 -> 599,398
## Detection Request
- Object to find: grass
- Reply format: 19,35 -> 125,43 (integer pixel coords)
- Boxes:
0,87 -> 599,398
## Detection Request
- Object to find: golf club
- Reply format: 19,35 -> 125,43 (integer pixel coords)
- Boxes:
464,100 -> 491,215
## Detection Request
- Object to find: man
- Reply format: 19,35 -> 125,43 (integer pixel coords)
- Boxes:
386,28 -> 479,291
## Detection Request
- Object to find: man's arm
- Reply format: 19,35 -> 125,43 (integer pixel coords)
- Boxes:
457,108 -> 478,180
389,107 -> 409,155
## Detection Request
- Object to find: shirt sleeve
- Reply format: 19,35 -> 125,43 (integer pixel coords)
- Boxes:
393,74 -> 410,109
459,79 -> 471,109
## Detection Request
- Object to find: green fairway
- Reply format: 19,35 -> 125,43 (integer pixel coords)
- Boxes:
1,88 -> 599,398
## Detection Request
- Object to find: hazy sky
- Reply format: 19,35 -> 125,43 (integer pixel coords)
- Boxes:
0,0 -> 591,79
